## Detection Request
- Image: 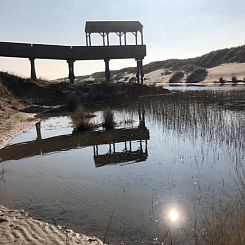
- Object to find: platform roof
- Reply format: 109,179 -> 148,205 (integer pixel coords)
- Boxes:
85,21 -> 143,33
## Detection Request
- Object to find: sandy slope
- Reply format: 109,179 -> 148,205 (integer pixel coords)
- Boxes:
0,206 -> 103,245
112,63 -> 245,86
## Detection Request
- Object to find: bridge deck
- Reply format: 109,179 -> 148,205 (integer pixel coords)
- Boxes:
0,42 -> 146,60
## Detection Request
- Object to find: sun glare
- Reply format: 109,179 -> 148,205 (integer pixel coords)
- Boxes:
168,208 -> 180,223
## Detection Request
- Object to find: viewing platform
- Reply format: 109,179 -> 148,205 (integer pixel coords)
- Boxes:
0,21 -> 146,83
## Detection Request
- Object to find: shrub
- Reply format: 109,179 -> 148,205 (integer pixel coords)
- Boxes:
129,77 -> 136,83
219,77 -> 225,84
71,105 -> 94,131
169,71 -> 185,83
187,68 -> 208,83
232,76 -> 238,83
102,109 -> 115,129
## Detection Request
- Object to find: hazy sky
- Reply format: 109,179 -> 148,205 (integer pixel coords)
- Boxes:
0,0 -> 245,79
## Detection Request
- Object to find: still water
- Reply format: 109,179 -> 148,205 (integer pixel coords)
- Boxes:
0,87 -> 245,244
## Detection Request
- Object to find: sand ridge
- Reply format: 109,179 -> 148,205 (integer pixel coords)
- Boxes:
0,206 -> 103,245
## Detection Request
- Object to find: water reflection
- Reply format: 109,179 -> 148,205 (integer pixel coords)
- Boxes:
0,121 -> 150,168
0,88 -> 245,244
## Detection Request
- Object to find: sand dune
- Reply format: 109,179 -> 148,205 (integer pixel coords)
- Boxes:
112,63 -> 245,86
0,206 -> 103,245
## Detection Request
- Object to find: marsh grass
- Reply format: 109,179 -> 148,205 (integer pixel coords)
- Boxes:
102,109 -> 115,129
71,105 -> 95,131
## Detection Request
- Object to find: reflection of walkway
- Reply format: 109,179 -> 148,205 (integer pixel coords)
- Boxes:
0,122 -> 149,167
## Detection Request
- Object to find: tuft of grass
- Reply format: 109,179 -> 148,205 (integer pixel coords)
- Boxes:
70,105 -> 94,131
102,109 -> 115,129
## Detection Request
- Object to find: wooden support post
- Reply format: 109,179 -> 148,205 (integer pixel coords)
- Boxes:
89,33 -> 91,46
105,59 -> 111,82
140,140 -> 143,152
135,31 -> 138,45
124,32 -> 127,45
86,33 -> 88,46
113,143 -> 115,153
129,141 -> 132,152
107,33 -> 110,46
136,60 -> 140,84
67,60 -> 75,83
124,141 -> 127,152
139,60 -> 144,85
103,33 -> 105,46
29,58 -> 37,80
119,32 -> 122,45
35,122 -> 42,140
140,30 -> 144,45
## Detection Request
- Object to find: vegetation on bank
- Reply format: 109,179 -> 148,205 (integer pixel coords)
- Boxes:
102,109 -> 115,129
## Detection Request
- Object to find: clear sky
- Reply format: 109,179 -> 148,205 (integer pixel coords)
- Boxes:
0,0 -> 245,79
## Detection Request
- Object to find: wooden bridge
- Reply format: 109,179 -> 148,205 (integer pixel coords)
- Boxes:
0,21 -> 146,83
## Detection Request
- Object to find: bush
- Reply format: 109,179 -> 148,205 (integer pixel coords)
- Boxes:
71,105 -> 94,131
129,77 -> 136,83
219,77 -> 225,84
102,109 -> 115,129
232,76 -> 238,83
187,68 -> 208,83
169,71 -> 185,83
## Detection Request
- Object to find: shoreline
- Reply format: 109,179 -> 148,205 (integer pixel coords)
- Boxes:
0,205 -> 103,245
0,111 -> 38,150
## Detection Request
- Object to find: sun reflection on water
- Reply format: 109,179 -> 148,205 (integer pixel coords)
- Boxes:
163,204 -> 185,227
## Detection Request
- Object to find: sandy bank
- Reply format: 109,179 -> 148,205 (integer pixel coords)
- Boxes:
0,111 -> 38,150
0,205 -> 103,245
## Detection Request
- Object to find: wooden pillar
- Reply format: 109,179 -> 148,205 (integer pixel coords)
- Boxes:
119,32 -> 122,45
139,60 -> 144,85
124,32 -> 127,45
35,122 -> 42,140
103,33 -> 105,46
113,143 -> 116,153
89,33 -> 91,46
67,60 -> 75,83
140,30 -> 144,45
105,59 -> 110,82
107,33 -> 110,46
86,33 -> 88,46
29,58 -> 37,80
136,60 -> 140,84
135,31 -> 138,45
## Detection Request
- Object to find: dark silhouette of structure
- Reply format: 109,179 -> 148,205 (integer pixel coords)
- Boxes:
0,120 -> 149,167
0,21 -> 146,83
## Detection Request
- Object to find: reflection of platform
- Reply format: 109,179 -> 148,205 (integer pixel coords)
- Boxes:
94,150 -> 148,168
0,124 -> 149,166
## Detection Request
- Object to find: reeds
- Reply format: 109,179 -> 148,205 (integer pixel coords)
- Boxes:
70,105 -> 94,131
102,109 -> 115,129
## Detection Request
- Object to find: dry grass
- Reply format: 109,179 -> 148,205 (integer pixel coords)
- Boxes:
70,105 -> 94,131
102,109 -> 115,129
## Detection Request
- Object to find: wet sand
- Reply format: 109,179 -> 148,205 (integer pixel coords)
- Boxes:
0,206 -> 103,245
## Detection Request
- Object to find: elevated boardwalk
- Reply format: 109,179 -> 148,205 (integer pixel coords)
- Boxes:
0,21 -> 146,83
